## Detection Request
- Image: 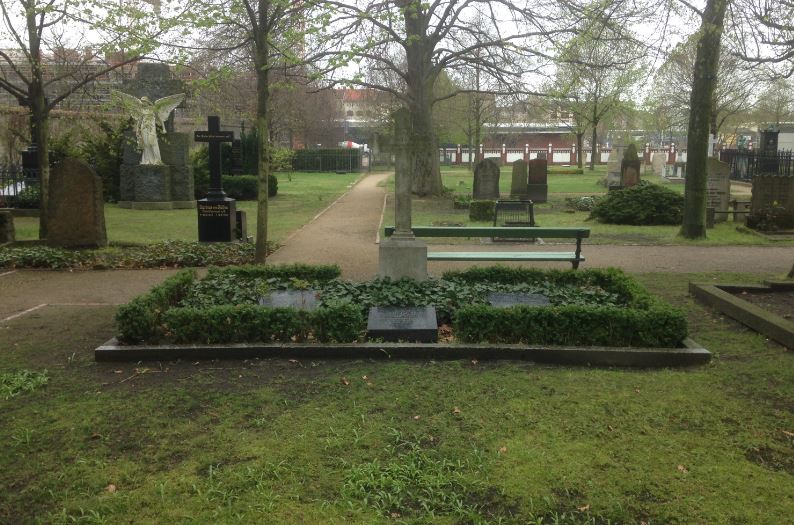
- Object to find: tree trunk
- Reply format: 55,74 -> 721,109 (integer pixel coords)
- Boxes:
253,2 -> 271,263
403,2 -> 442,196
576,132 -> 584,168
26,9 -> 49,239
589,123 -> 598,171
789,262 -> 794,278
680,0 -> 728,239
33,108 -> 49,241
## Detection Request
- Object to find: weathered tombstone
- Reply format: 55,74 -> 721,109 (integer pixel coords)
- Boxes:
751,174 -> 794,222
196,116 -> 236,242
259,290 -> 318,311
366,306 -> 438,343
674,161 -> 687,179
527,158 -> 548,202
510,159 -> 528,197
473,159 -> 500,200
118,63 -> 195,210
230,139 -> 244,175
652,151 -> 666,177
487,293 -> 550,308
620,144 -> 641,188
0,210 -> 14,243
706,158 -> 731,223
47,158 -> 107,248
235,210 -> 248,240
606,149 -> 621,190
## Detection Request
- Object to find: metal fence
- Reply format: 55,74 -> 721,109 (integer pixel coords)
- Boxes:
0,164 -> 40,208
722,150 -> 794,181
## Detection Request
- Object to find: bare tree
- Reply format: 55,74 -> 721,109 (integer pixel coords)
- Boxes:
730,0 -> 794,78
753,78 -> 794,126
318,0 -> 599,195
679,0 -> 730,239
0,0 -> 164,238
650,36 -> 756,146
182,0 -> 331,262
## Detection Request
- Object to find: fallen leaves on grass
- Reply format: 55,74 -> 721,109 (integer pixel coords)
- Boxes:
105,484 -> 117,493
677,464 -> 688,473
498,446 -> 507,454
340,377 -> 350,386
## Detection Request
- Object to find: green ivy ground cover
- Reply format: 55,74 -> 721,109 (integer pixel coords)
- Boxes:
116,265 -> 687,347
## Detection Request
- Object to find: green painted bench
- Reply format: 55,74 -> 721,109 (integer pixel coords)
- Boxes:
383,226 -> 590,269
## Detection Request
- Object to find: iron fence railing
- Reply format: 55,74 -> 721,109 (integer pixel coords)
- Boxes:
722,150 -> 794,181
0,164 -> 40,208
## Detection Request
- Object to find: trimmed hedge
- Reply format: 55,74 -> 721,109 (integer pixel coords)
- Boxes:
163,302 -> 364,344
469,200 -> 495,221
292,149 -> 362,172
206,263 -> 341,282
115,269 -> 197,343
453,304 -> 686,347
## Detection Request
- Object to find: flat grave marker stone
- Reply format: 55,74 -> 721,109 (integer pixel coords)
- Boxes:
259,290 -> 319,311
367,306 -> 438,343
487,292 -> 550,308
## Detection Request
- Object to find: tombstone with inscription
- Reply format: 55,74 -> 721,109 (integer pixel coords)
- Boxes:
606,149 -> 621,190
652,151 -> 666,178
620,144 -> 641,188
487,292 -> 550,308
196,116 -> 237,242
510,159 -> 528,197
706,158 -> 731,223
367,306 -> 438,343
47,158 -> 107,248
527,158 -> 548,202
118,63 -> 195,210
259,290 -> 318,310
0,210 -> 14,244
473,159 -> 500,200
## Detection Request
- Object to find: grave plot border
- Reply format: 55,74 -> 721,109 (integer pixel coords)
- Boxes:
95,337 -> 710,367
690,281 -> 794,349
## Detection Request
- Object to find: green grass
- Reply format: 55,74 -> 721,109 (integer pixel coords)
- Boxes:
13,172 -> 361,244
377,169 -> 776,246
1,271 -> 793,523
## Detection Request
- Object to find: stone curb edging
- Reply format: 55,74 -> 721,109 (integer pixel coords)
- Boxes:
95,337 -> 710,367
689,281 -> 794,349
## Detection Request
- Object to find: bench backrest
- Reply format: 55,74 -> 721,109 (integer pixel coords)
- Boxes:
384,226 -> 590,239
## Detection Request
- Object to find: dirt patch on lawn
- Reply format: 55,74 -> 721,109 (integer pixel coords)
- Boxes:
733,290 -> 794,320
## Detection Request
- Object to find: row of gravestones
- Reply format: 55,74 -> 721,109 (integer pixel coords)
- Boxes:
473,158 -> 549,203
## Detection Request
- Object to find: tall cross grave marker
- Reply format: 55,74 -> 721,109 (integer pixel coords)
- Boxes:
196,116 -> 236,242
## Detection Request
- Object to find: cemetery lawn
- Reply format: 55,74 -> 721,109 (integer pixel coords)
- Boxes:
1,272 -> 793,523
11,172 -> 361,245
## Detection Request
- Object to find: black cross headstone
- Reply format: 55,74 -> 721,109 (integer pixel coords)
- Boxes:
196,116 -> 237,242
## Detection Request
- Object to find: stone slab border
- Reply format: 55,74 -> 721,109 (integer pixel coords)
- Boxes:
690,280 -> 794,349
95,337 -> 710,367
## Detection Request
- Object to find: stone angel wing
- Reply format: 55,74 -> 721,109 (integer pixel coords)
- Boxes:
110,90 -> 148,145
153,93 -> 186,127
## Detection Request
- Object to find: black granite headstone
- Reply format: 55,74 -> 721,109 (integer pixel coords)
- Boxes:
367,306 -> 438,343
196,116 -> 236,242
259,290 -> 318,311
487,293 -> 550,308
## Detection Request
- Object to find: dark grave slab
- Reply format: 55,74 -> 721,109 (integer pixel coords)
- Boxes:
367,306 -> 438,343
258,290 -> 319,311
198,198 -> 236,242
473,159 -> 500,200
487,292 -> 550,308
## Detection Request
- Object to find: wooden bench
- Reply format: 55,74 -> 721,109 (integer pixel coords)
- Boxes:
383,226 -> 590,269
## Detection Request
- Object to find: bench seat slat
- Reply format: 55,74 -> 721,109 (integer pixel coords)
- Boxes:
427,252 -> 584,262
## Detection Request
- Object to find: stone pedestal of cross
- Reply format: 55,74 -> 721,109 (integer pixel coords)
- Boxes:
196,116 -> 238,242
377,108 -> 427,280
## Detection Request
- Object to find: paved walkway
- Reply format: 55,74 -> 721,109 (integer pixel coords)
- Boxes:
1,172 -> 792,323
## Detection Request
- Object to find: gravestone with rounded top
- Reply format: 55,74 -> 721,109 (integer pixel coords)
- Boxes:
621,144 -> 642,188
47,158 -> 107,248
652,151 -> 666,177
527,158 -> 548,202
706,158 -> 731,222
510,159 -> 528,197
0,211 -> 14,243
473,159 -> 500,200
606,149 -> 621,189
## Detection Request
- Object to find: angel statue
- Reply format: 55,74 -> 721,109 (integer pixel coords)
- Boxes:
112,91 -> 186,165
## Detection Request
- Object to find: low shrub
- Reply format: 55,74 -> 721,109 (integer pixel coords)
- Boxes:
162,302 -> 364,344
453,194 -> 472,209
116,269 -> 197,343
13,185 -> 41,209
588,183 -> 684,225
469,200 -> 495,221
0,246 -> 90,269
207,263 -> 341,282
551,167 -> 584,175
746,204 -> 794,232
565,195 -> 601,212
453,303 -> 687,347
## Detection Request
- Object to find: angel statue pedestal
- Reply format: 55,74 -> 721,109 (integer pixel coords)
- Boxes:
116,64 -> 196,210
